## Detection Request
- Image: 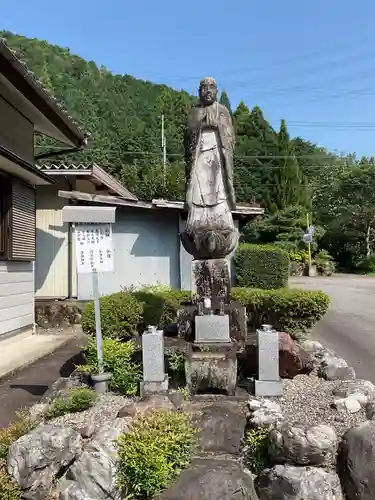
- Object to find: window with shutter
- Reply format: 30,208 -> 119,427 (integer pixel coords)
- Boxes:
0,175 -> 36,261
0,176 -> 11,258
10,179 -> 36,260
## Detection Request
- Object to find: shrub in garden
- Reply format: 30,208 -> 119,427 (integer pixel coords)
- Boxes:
78,337 -> 141,395
0,411 -> 35,461
81,291 -> 143,339
0,412 -> 36,499
232,287 -> 330,341
245,428 -> 270,475
45,388 -> 97,420
116,409 -> 197,499
355,254 -> 375,274
0,459 -> 22,500
133,286 -> 192,331
235,243 -> 289,289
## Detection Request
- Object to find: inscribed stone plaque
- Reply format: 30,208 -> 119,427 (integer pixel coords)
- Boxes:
142,330 -> 165,382
195,314 -> 230,343
257,329 -> 279,381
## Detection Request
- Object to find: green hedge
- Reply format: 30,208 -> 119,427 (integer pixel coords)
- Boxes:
232,286 -> 330,340
133,286 -> 191,331
234,243 -> 289,289
81,291 -> 142,340
81,287 -> 192,339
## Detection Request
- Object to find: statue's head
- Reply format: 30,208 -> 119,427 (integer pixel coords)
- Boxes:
199,77 -> 218,106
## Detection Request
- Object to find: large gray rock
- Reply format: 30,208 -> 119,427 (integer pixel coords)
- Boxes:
158,458 -> 258,500
333,379 -> 375,405
319,357 -> 356,381
8,424 -> 82,500
197,404 -> 246,455
256,464 -> 343,500
247,399 -> 285,429
59,418 -> 132,500
338,420 -> 375,500
268,422 -> 337,466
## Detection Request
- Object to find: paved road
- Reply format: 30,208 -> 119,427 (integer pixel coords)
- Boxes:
0,336 -> 86,427
291,275 -> 375,383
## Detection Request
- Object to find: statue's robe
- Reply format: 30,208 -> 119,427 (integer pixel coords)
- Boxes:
184,101 -> 236,212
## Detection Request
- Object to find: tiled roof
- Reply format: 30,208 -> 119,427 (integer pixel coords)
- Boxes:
37,163 -> 92,171
0,38 -> 87,145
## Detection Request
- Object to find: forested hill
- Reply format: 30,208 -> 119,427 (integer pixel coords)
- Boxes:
1,30 -> 333,206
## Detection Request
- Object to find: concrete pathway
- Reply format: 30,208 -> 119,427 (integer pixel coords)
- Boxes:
0,330 -> 78,380
290,274 -> 375,384
0,335 -> 86,427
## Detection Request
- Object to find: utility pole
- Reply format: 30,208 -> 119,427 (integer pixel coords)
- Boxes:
307,212 -> 312,274
161,115 -> 167,185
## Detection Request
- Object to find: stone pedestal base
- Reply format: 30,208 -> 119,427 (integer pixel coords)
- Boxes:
140,374 -> 169,397
185,343 -> 237,396
254,379 -> 283,397
192,258 -> 231,307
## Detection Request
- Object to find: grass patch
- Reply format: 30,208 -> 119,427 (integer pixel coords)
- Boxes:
0,459 -> 22,500
0,411 -> 37,499
0,411 -> 35,461
116,409 -> 197,499
45,388 -> 97,420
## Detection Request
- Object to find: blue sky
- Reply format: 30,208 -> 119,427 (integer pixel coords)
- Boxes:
3,0 -> 375,157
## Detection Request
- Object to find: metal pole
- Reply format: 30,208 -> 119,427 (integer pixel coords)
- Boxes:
161,114 -> 167,186
92,270 -> 103,374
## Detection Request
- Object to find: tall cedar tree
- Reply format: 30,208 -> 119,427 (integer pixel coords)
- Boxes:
219,90 -> 232,115
263,119 -> 311,214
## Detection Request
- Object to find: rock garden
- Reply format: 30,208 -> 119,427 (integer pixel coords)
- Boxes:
2,246 -> 375,500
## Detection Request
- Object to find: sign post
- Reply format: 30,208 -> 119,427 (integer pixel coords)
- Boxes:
74,222 -> 114,374
302,214 -> 315,277
62,206 -> 116,392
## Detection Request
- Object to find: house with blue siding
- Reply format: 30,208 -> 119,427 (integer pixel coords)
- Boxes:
0,39 -> 86,337
35,163 -> 264,301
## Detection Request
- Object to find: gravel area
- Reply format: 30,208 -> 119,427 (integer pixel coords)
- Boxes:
49,393 -> 132,433
280,374 -> 367,438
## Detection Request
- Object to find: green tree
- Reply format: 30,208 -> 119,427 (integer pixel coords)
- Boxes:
219,90 -> 232,114
263,120 -> 310,213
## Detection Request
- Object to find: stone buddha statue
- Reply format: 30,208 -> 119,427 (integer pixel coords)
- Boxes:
181,77 -> 239,260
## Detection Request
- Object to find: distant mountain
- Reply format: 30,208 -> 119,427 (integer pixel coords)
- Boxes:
0,31 -> 333,204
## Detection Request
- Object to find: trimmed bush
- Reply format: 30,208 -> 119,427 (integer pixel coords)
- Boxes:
78,337 -> 142,395
234,243 -> 289,289
133,286 -> 192,331
45,388 -> 97,420
232,287 -> 330,340
81,291 -> 143,339
116,409 -> 197,499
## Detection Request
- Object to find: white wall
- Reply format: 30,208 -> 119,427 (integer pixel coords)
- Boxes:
0,261 -> 34,335
77,208 -> 181,299
35,184 -> 70,298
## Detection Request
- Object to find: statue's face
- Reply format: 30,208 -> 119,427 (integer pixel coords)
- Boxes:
199,82 -> 218,106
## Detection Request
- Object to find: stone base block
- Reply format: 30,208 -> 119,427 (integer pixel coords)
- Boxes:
177,301 -> 247,343
195,314 -> 230,343
140,374 -> 169,397
185,343 -> 237,396
254,380 -> 283,397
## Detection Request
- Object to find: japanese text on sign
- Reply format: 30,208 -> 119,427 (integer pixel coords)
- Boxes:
75,224 -> 114,273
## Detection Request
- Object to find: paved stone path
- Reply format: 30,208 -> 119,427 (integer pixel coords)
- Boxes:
0,335 -> 86,427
